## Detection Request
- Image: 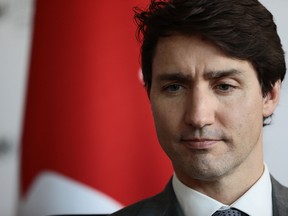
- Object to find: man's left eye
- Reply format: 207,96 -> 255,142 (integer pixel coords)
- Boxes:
216,84 -> 235,92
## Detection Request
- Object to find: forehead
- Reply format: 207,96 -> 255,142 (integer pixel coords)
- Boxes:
152,35 -> 255,78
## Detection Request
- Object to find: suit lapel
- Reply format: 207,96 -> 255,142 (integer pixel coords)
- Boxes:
136,179 -> 184,216
161,180 -> 184,216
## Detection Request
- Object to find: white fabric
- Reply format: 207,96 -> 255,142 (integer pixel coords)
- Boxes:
19,171 -> 123,216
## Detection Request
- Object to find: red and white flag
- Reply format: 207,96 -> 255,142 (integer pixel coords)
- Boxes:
19,1 -> 172,215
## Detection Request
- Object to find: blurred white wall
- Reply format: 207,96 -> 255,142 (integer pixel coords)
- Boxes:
0,0 -> 287,215
0,0 -> 33,215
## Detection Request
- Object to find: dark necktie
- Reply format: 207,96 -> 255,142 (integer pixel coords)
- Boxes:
212,208 -> 248,216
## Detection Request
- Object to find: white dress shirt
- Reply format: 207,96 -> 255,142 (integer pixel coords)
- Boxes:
172,164 -> 272,216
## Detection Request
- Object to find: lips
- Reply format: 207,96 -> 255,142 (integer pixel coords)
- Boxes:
180,138 -> 220,150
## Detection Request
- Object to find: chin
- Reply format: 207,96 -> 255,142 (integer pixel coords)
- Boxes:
176,159 -> 235,181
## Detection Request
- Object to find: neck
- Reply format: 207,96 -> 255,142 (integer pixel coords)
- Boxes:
190,163 -> 264,205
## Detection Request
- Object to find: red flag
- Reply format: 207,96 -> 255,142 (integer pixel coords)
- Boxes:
20,0 -> 172,215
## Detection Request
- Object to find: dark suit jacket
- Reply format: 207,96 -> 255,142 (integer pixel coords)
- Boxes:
110,176 -> 288,216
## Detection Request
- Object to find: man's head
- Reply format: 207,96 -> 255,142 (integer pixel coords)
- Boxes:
134,0 -> 286,196
134,0 -> 286,97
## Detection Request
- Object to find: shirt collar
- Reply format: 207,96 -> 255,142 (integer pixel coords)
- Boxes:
172,163 -> 272,216
232,163 -> 272,216
172,174 -> 223,216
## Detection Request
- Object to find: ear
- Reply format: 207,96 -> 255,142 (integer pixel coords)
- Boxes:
263,80 -> 281,117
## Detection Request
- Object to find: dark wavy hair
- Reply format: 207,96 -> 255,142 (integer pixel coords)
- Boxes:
134,0 -> 286,125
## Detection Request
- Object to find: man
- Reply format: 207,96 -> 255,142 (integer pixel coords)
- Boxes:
112,0 -> 288,215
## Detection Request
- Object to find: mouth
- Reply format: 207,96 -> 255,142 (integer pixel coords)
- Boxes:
180,138 -> 220,150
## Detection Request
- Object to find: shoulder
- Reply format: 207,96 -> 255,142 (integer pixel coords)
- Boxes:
110,179 -> 183,216
271,176 -> 288,214
109,194 -> 165,215
271,176 -> 288,199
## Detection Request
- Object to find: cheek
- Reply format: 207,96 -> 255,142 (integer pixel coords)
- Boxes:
151,100 -> 183,138
152,103 -> 173,132
219,96 -> 263,137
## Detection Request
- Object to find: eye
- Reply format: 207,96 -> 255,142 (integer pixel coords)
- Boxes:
163,84 -> 183,93
215,83 -> 235,92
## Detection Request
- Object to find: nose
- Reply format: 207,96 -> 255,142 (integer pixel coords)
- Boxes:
184,86 -> 216,129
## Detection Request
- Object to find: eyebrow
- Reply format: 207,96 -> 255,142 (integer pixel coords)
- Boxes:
155,73 -> 191,83
155,69 -> 243,82
204,69 -> 243,80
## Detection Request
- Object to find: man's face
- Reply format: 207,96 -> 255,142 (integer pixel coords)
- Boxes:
150,35 -> 278,184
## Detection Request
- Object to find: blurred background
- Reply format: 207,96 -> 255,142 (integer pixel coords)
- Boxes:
0,0 -> 287,215
0,0 -> 33,215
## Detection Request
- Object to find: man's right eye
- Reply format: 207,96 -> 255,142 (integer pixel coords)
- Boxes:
163,84 -> 183,93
